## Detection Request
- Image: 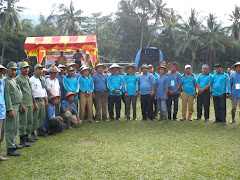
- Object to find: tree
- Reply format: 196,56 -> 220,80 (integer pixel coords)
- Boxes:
0,0 -> 24,64
175,9 -> 204,69
228,5 -> 240,41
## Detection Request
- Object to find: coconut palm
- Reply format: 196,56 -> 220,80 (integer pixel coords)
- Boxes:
228,5 -> 240,41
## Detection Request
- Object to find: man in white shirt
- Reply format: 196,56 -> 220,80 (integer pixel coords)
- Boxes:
30,64 -> 48,138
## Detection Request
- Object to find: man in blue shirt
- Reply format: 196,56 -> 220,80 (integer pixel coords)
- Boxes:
92,64 -> 108,122
181,65 -> 197,121
79,67 -> 94,122
0,65 -> 8,161
57,65 -> 66,100
107,64 -> 123,121
73,50 -> 84,68
166,62 -> 182,120
123,65 -> 139,120
211,64 -> 231,125
195,64 -> 212,121
139,64 -> 155,120
155,66 -> 169,122
230,62 -> 240,123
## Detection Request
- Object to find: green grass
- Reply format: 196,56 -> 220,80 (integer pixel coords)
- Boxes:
1,98 -> 240,179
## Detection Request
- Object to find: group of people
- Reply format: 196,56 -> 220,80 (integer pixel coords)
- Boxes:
0,58 -> 239,161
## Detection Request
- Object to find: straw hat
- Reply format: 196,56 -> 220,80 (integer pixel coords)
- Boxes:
48,94 -> 61,102
80,66 -> 91,74
155,66 -> 168,74
232,62 -> 240,70
65,92 -> 77,100
58,64 -> 67,69
109,63 -> 121,72
47,64 -> 61,73
141,64 -> 149,70
167,62 -> 180,70
43,68 -> 47,72
0,65 -> 8,74
68,63 -> 78,69
123,65 -> 137,73
95,63 -> 106,70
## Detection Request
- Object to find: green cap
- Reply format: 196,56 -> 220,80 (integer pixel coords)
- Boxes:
34,64 -> 43,71
7,61 -> 18,69
19,61 -> 29,69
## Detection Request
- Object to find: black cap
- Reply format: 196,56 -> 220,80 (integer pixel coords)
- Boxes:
214,63 -> 222,67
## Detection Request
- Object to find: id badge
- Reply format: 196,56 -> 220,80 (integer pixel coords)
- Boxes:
171,80 -> 175,87
236,84 -> 240,90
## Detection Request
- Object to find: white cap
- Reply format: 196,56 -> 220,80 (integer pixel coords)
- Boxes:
185,64 -> 191,69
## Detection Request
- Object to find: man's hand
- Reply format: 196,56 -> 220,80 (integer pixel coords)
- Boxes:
194,92 -> 197,99
8,110 -> 15,119
21,103 -> 26,112
71,107 -> 75,113
169,91 -> 174,95
179,92 -> 182,99
34,102 -> 39,110
77,120 -> 82,126
150,92 -> 154,97
227,94 -> 231,99
58,116 -> 64,122
125,93 -> 128,97
114,90 -> 120,94
163,95 -> 166,100
154,95 -> 157,99
92,93 -> 95,99
87,92 -> 92,96
134,92 -> 139,97
45,101 -> 49,109
210,94 -> 213,99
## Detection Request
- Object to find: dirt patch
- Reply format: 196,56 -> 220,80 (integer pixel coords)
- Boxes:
82,141 -> 95,146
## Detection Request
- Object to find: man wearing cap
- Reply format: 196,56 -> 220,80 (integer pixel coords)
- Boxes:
79,67 -> 94,122
92,64 -> 108,122
4,62 -> 23,156
107,64 -> 124,121
30,64 -> 49,137
63,66 -> 79,107
211,64 -> 230,125
123,65 -> 139,120
166,62 -> 182,121
139,64 -> 155,121
15,61 -> 36,148
57,51 -> 67,65
46,65 -> 61,115
181,65 -> 197,121
0,65 -> 8,160
195,64 -> 212,121
230,62 -> 240,123
61,92 -> 81,129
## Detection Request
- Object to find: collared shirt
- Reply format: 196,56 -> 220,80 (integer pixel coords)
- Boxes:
0,79 -> 6,119
57,74 -> 65,99
46,77 -> 60,96
211,72 -> 230,96
123,74 -> 139,96
196,73 -> 212,89
139,72 -> 155,95
92,73 -> 108,92
182,74 -> 197,96
79,76 -> 94,93
63,75 -> 79,100
167,72 -> 182,94
73,53 -> 83,62
15,74 -> 34,106
58,56 -> 67,65
61,100 -> 78,115
156,74 -> 170,99
153,73 -> 159,94
74,72 -> 82,79
107,74 -> 123,96
230,72 -> 240,98
3,74 -> 23,111
47,103 -> 55,121
30,75 -> 47,98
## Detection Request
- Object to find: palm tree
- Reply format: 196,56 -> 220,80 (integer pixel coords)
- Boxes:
175,9 -> 204,69
57,0 -> 85,36
0,0 -> 24,64
203,14 -> 232,69
228,5 -> 240,41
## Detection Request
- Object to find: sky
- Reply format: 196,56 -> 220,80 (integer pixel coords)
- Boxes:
18,0 -> 240,26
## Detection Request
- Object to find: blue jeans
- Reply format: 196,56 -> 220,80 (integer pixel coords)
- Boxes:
157,99 -> 167,112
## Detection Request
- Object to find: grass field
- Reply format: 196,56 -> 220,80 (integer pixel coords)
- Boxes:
1,98 -> 240,179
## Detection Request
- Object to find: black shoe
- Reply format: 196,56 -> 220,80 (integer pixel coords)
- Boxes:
213,120 -> 218,123
19,136 -> 31,147
173,118 -> 178,121
126,117 -> 130,120
30,132 -> 38,141
37,129 -> 49,137
116,118 -> 121,121
15,145 -> 24,150
7,149 -> 20,156
25,135 -> 36,143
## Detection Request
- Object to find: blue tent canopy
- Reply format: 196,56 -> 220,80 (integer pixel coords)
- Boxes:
135,47 -> 163,68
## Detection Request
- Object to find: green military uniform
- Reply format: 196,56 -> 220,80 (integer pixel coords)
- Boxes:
3,65 -> 23,149
15,63 -> 34,138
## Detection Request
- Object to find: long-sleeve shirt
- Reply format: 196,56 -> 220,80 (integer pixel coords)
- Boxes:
182,74 -> 197,96
3,74 -> 23,111
0,79 -> 6,119
211,72 -> 230,96
230,72 -> 240,98
123,74 -> 139,96
107,74 -> 123,96
155,75 -> 170,99
79,76 -> 94,93
167,72 -> 183,94
139,72 -> 155,95
92,73 -> 108,92
63,75 -> 79,100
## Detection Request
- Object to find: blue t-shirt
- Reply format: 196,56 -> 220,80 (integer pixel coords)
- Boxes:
211,72 -> 230,96
196,73 -> 212,89
61,100 -> 78,115
155,75 -> 170,99
230,72 -> 240,98
139,72 -> 155,95
167,72 -> 183,94
182,74 -> 197,96
123,74 -> 139,96
48,103 -> 55,121
92,73 -> 108,92
73,53 -> 83,62
57,74 -> 65,99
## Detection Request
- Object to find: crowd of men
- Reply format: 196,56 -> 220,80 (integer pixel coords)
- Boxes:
0,55 -> 239,161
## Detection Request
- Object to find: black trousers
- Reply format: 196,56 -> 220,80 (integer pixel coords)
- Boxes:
48,118 -> 66,134
213,93 -> 226,122
108,95 -> 121,119
153,97 -> 158,117
125,95 -> 137,119
140,94 -> 153,120
167,94 -> 179,120
197,90 -> 210,119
